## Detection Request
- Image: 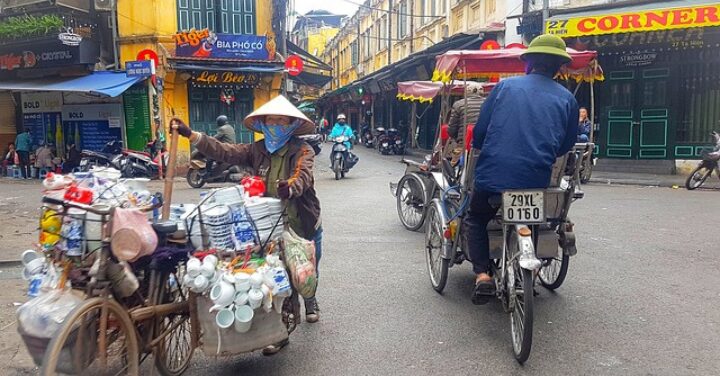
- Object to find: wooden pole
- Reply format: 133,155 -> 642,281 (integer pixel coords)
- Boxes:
161,127 -> 179,221
410,102 -> 417,149
590,62 -> 596,143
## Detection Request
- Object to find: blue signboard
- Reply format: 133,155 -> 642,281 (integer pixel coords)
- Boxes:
175,32 -> 270,60
126,60 -> 154,77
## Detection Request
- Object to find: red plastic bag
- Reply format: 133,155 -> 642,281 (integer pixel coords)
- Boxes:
241,176 -> 266,197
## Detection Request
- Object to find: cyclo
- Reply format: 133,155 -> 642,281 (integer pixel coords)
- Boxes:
21,143 -> 305,375
418,47 -> 602,363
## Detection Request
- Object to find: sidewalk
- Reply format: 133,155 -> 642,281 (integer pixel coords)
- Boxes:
589,171 -> 690,188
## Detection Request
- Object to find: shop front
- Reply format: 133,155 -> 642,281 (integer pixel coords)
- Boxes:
547,1 -> 720,171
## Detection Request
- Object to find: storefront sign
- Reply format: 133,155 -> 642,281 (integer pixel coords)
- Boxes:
20,92 -> 62,114
193,71 -> 262,87
58,32 -> 82,46
546,4 -> 720,37
123,85 -> 151,151
619,52 -> 658,67
62,104 -> 124,152
285,55 -> 303,76
0,39 -> 99,72
568,27 -> 705,50
174,28 -> 270,60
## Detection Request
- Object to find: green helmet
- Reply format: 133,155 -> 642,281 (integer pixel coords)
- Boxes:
521,34 -> 571,63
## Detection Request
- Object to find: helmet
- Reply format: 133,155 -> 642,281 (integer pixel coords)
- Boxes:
216,115 -> 229,127
337,114 -> 346,120
521,34 -> 571,63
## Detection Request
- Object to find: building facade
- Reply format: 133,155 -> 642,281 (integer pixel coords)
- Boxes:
541,0 -> 720,172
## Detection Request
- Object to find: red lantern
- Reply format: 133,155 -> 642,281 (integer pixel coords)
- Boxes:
241,176 -> 266,197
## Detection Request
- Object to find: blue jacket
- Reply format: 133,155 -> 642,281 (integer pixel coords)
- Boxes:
15,131 -> 32,152
329,123 -> 354,149
473,73 -> 579,193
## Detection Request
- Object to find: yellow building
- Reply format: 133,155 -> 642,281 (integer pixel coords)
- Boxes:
118,0 -> 287,161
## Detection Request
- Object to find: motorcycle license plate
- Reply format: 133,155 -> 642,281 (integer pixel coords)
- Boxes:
502,191 -> 545,223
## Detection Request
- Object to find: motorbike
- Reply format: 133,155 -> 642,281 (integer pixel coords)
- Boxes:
186,157 -> 247,188
79,140 -> 124,171
330,135 -> 359,180
686,131 -> 720,190
361,125 -> 375,148
378,127 -> 405,155
121,147 -> 166,179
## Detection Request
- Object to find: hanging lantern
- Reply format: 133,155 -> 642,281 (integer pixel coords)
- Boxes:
220,88 -> 235,105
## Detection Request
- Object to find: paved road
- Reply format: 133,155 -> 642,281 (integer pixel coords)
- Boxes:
0,145 -> 718,375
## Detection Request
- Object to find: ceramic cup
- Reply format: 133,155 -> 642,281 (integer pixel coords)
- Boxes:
249,272 -> 264,289
186,258 -> 202,278
234,291 -> 249,306
215,308 -> 234,329
182,273 -> 194,288
234,273 -> 251,292
234,305 -> 254,333
203,254 -> 218,267
248,288 -> 263,309
24,257 -> 45,275
200,262 -> 215,278
21,250 -> 39,266
191,275 -> 209,293
210,280 -> 236,309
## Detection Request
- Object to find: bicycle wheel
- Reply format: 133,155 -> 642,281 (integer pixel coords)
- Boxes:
425,204 -> 449,293
579,159 -> 593,184
539,251 -> 570,290
41,297 -> 139,376
154,270 -> 194,376
509,260 -> 534,364
685,165 -> 712,190
396,174 -> 427,231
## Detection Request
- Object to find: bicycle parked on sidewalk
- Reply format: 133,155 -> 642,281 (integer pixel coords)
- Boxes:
685,131 -> 720,190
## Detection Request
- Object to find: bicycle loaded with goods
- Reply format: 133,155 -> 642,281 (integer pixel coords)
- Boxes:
16,131 -> 316,375
391,46 -> 603,363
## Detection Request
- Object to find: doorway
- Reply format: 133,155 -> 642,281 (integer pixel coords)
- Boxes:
188,87 -> 254,144
602,67 -> 671,159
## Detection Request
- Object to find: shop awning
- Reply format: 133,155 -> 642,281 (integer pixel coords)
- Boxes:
169,57 -> 284,73
545,0 -> 720,38
0,71 -> 142,97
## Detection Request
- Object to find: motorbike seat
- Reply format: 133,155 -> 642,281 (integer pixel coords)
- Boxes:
152,222 -> 178,235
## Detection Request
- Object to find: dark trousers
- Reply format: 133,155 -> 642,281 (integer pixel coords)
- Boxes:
16,151 -> 30,178
465,189 -> 500,274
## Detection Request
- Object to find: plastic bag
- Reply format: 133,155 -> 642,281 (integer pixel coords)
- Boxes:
17,289 -> 82,338
111,208 -> 158,262
282,229 -> 317,298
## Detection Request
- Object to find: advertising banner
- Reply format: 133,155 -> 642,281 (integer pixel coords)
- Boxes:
174,28 -> 273,60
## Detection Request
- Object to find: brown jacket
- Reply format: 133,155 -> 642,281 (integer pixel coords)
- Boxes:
195,135 -> 321,239
448,94 -> 485,142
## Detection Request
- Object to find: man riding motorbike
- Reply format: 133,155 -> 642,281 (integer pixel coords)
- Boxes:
465,34 -> 579,305
171,95 -> 323,354
192,115 -> 236,176
328,114 -> 356,168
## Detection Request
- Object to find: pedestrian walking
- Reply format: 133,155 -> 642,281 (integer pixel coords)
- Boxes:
14,129 -> 32,179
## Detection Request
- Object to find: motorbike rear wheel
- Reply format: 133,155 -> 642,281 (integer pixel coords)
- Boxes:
685,165 -> 712,190
332,160 -> 342,180
186,169 -> 206,188
510,262 -> 534,364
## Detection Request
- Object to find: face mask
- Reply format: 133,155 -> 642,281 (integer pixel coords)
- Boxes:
256,119 -> 301,153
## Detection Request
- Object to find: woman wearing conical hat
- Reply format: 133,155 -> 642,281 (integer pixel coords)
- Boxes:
171,95 -> 323,353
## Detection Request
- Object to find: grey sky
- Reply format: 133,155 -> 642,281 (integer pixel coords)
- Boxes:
292,0 -> 360,17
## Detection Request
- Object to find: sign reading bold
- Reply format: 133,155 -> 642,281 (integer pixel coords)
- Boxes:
174,28 -> 271,60
193,71 -> 262,86
546,4 -> 720,37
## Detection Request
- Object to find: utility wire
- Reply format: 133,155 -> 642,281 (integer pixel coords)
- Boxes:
339,0 -> 446,19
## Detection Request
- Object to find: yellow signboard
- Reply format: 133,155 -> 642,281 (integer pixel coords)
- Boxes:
546,4 -> 720,37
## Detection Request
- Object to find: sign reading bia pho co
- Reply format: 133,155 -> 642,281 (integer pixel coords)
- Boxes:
174,29 -> 275,60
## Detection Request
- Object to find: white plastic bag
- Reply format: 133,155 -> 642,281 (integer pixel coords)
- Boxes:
17,290 -> 82,338
282,229 -> 317,298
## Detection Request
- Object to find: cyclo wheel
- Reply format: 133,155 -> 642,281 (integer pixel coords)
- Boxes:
685,165 -> 712,190
425,203 -> 449,293
579,158 -> 593,184
539,250 -> 570,290
396,174 -> 428,231
154,268 -> 194,376
41,297 -> 140,376
509,259 -> 534,364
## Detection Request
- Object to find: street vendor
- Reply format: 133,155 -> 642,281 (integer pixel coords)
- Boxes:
466,34 -> 578,305
171,95 -> 323,353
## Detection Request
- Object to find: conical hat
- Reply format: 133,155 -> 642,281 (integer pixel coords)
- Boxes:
243,95 -> 315,135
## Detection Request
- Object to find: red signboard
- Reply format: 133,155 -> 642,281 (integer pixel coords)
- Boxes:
137,49 -> 159,68
285,55 -> 303,76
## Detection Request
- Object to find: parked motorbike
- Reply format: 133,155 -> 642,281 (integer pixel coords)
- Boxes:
330,135 -> 358,180
361,125 -> 375,148
186,156 -> 247,188
79,140 -> 123,171
686,131 -> 720,190
121,147 -> 166,180
378,127 -> 405,155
